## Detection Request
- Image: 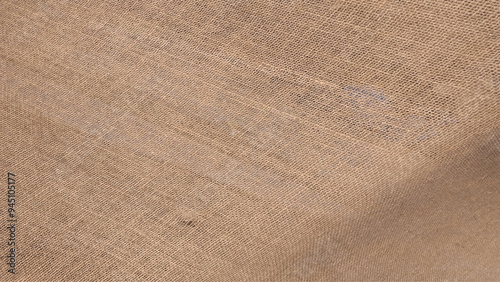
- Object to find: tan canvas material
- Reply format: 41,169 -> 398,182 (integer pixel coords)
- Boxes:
1,0 -> 499,280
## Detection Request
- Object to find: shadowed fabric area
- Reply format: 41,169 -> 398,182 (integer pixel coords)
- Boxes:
1,0 -> 499,280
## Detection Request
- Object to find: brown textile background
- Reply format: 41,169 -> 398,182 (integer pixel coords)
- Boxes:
1,0 -> 499,280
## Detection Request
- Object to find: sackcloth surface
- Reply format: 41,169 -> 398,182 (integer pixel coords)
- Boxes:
1,0 -> 499,280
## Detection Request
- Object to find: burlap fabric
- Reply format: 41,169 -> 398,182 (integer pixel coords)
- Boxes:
1,0 -> 499,280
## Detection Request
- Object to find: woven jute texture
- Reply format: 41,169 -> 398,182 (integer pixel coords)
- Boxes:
1,0 -> 499,280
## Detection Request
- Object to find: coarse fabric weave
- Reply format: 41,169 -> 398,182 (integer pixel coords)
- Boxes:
1,0 -> 499,280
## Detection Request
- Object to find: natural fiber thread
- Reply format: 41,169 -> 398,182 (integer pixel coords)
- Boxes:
1,0 -> 499,280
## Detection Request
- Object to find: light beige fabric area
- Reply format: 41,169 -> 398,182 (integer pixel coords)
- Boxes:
1,0 -> 499,280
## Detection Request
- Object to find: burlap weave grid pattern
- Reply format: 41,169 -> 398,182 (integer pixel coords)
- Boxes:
1,0 -> 499,280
